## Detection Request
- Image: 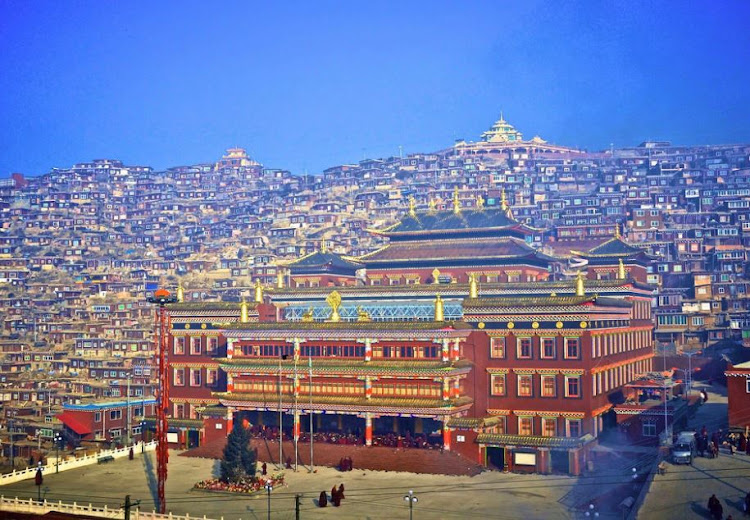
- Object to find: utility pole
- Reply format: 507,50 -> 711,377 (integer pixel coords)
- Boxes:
126,375 -> 131,445
122,494 -> 140,520
309,356 -> 313,473
8,419 -> 14,469
295,494 -> 301,520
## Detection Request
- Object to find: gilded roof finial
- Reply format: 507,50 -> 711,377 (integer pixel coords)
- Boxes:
254,279 -> 263,303
321,241 -> 327,254
356,306 -> 372,322
434,294 -> 444,322
432,268 -> 441,284
408,195 -> 417,218
468,273 -> 478,299
614,223 -> 621,239
326,290 -> 342,322
240,297 -> 249,323
500,188 -> 508,212
476,194 -> 485,210
618,258 -> 627,280
276,269 -> 285,289
452,187 -> 461,215
176,282 -> 184,303
575,271 -> 585,297
301,307 -> 314,322
428,198 -> 437,212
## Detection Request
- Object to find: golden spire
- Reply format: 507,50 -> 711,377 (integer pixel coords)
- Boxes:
618,258 -> 627,280
434,294 -> 444,322
575,271 -> 585,297
301,307 -> 314,322
408,195 -> 417,218
500,188 -> 508,212
428,198 -> 437,212
452,187 -> 461,215
326,290 -> 342,322
276,269 -> 285,289
321,241 -> 327,254
476,194 -> 485,210
614,223 -> 621,239
432,268 -> 441,284
176,282 -> 184,303
254,280 -> 263,303
468,273 -> 478,299
240,298 -> 249,323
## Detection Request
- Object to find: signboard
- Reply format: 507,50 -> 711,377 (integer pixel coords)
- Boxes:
167,433 -> 179,443
514,452 -> 536,466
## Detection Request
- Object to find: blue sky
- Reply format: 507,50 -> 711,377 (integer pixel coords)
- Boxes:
1,1 -> 749,176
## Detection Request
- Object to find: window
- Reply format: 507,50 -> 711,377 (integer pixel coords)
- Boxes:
190,337 -> 201,355
565,376 -> 581,398
174,368 -> 185,386
745,377 -> 750,393
190,369 -> 202,387
567,419 -> 582,438
490,337 -> 505,358
207,369 -> 218,385
542,418 -> 557,437
517,338 -> 532,359
491,374 -> 506,396
642,420 -> 657,437
174,337 -> 185,355
518,375 -> 533,397
692,317 -> 704,326
94,412 -> 101,423
565,338 -> 580,359
541,375 -> 556,397
541,338 -> 556,359
518,417 -> 533,436
207,337 -> 219,354
110,409 -> 122,420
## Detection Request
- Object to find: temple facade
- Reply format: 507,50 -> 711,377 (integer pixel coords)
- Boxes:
164,203 -> 655,475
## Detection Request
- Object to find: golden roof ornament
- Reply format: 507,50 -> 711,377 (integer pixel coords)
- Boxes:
476,194 -> 485,210
326,290 -> 342,322
428,198 -> 437,212
408,195 -> 417,218
618,258 -> 627,280
301,307 -> 314,322
176,283 -> 184,303
356,306 -> 372,322
321,241 -> 327,254
434,294 -> 445,322
432,268 -> 441,284
614,223 -> 621,239
575,271 -> 585,297
240,298 -> 249,323
254,280 -> 264,303
276,269 -> 285,289
500,188 -> 509,211
452,187 -> 461,215
468,273 -> 478,299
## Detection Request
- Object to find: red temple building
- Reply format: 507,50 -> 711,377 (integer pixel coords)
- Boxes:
164,198 -> 655,475
726,362 -> 750,434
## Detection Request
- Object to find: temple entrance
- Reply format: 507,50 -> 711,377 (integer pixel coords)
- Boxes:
187,429 -> 200,449
550,450 -> 570,474
486,447 -> 504,470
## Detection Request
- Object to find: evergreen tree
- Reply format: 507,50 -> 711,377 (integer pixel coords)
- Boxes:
220,422 -> 257,483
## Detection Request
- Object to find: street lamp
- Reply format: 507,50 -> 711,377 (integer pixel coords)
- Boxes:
53,432 -> 63,474
403,490 -> 418,520
34,461 -> 43,503
141,421 -> 147,453
265,482 -> 273,520
584,502 -> 599,517
682,350 -> 701,399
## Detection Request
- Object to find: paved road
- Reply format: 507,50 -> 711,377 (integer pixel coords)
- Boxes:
637,381 -> 748,519
0,450 -> 581,519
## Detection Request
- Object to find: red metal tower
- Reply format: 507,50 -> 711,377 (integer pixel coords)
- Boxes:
148,289 -> 176,514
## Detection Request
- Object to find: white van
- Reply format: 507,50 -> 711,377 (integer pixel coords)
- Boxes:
672,431 -> 697,464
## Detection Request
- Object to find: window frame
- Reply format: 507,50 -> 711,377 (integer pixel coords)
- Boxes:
540,337 -> 556,359
517,337 -> 533,360
565,376 -> 581,398
517,374 -> 533,397
541,375 -> 557,397
518,416 -> 533,436
490,337 -> 506,359
564,338 -> 580,360
490,374 -> 506,396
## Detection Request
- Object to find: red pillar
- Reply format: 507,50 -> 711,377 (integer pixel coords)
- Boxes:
365,414 -> 373,447
443,425 -> 451,451
569,448 -> 581,476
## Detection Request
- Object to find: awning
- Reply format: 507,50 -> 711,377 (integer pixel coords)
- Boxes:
57,412 -> 92,435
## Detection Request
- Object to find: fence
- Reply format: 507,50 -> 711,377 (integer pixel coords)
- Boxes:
0,495 -> 222,520
0,441 -> 157,486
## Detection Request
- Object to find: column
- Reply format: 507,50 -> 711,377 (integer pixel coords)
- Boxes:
452,377 -> 460,398
505,446 -> 514,472
293,411 -> 300,442
442,378 -> 450,401
364,376 -> 372,400
294,374 -> 300,397
537,448 -> 549,474
441,338 -> 450,362
226,339 -> 234,359
226,408 -> 234,434
452,338 -> 461,362
226,373 -> 234,392
443,422 -> 452,451
364,338 -> 372,362
365,413 -> 373,446
569,448 -> 581,476
293,338 -> 301,361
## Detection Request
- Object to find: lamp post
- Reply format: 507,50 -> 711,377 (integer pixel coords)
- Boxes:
403,490 -> 418,520
682,350 -> 701,399
34,461 -> 43,503
584,502 -> 600,517
265,482 -> 273,520
141,421 -> 147,453
53,432 -> 62,474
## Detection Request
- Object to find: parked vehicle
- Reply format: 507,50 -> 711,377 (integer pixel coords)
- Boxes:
672,431 -> 697,464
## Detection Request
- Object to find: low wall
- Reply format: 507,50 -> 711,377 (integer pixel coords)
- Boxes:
0,441 -> 157,486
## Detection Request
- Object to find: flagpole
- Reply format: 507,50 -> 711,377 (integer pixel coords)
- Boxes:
294,355 -> 298,472
309,355 -> 314,473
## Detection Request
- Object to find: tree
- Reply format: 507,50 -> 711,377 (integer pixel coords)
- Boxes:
220,422 -> 256,483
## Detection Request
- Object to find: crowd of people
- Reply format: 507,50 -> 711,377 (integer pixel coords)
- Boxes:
318,483 -> 346,508
247,424 -> 443,449
693,426 -> 750,458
